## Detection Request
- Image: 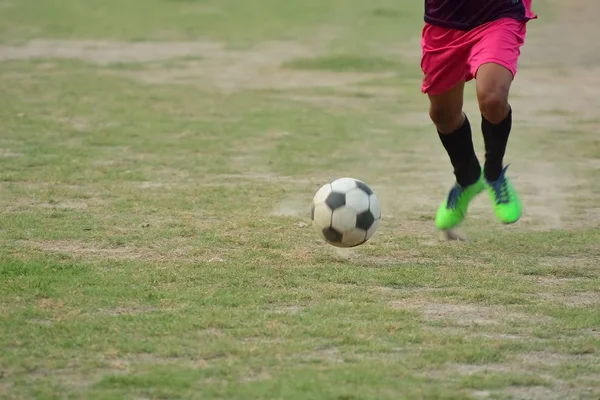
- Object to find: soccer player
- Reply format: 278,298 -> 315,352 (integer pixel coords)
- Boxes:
421,0 -> 536,230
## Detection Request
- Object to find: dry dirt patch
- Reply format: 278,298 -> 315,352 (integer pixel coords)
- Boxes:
239,369 -> 273,383
390,300 -> 550,327
510,0 -> 600,131
0,149 -> 22,158
472,385 -> 593,400
103,305 -> 160,317
501,386 -> 561,400
0,40 -> 224,64
511,68 -> 600,128
299,347 -> 344,364
3,194 -> 106,214
448,363 -> 514,376
511,160 -> 592,231
538,256 -> 597,270
40,200 -> 90,210
488,1 -> 600,230
522,0 -> 600,69
26,240 -> 138,257
23,239 -> 198,262
539,291 -> 600,307
270,197 -> 309,217
519,351 -> 597,367
0,39 -> 392,92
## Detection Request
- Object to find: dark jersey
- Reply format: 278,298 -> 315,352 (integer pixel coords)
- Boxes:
424,0 -> 529,30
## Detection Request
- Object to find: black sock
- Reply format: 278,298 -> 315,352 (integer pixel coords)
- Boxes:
482,108 -> 512,181
438,114 -> 481,187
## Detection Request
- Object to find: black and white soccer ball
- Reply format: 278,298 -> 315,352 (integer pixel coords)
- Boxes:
311,177 -> 381,248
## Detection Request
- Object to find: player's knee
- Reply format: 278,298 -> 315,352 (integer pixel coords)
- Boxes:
429,105 -> 463,134
478,89 -> 509,123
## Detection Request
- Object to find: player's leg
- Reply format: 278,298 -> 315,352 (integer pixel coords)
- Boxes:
422,24 -> 484,230
429,84 -> 485,230
471,18 -> 526,224
477,62 -> 513,180
429,82 -> 482,188
476,62 -> 521,224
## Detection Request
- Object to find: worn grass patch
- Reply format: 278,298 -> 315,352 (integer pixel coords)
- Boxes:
283,54 -> 403,72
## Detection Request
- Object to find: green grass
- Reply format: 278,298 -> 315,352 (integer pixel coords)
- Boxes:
0,0 -> 417,49
1,0 -> 600,399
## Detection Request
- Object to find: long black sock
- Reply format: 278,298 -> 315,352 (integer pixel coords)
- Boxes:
482,108 -> 512,181
438,114 -> 481,187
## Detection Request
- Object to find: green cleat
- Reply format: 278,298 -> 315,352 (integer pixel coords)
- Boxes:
435,174 -> 484,230
484,166 -> 522,224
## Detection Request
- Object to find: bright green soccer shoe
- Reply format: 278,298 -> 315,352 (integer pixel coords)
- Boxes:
435,174 -> 485,230
484,166 -> 522,224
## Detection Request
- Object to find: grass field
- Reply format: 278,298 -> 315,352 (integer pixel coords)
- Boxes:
1,0 -> 600,399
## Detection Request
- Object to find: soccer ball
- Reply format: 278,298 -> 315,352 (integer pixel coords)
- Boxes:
311,177 -> 381,248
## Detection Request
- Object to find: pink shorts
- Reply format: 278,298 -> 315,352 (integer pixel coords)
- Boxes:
421,17 -> 528,95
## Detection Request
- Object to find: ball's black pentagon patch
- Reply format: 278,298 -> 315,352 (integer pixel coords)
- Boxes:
355,180 -> 373,195
311,204 -> 315,220
322,227 -> 343,243
356,210 -> 375,230
325,192 -> 346,210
